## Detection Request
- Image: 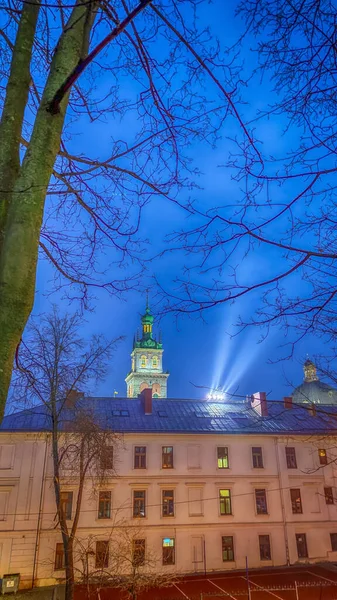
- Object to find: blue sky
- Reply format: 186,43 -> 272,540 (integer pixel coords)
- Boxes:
29,0 -> 329,401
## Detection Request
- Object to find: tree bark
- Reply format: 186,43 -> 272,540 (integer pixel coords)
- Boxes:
51,415 -> 74,600
0,1 -> 96,420
0,0 -> 40,250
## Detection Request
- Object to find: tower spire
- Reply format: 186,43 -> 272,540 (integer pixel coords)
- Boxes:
304,357 -> 318,382
125,300 -> 169,398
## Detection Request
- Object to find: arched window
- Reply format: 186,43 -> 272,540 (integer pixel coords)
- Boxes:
140,355 -> 147,368
152,356 -> 158,368
140,382 -> 149,393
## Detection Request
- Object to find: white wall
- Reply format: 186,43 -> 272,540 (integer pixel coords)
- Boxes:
1,431 -> 337,587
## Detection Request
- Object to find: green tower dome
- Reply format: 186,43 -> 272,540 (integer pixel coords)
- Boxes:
141,307 -> 154,325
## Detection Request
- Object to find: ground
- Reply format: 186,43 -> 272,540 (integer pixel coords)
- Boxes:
88,564 -> 337,600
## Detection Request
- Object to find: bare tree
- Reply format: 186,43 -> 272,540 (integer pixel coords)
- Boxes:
76,520 -> 177,600
12,308 -> 121,600
0,0 -> 258,418
162,0 -> 337,362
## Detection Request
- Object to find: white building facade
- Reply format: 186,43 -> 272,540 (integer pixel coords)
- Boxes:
1,386 -> 337,589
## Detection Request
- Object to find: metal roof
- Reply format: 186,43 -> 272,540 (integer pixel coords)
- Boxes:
1,397 -> 337,435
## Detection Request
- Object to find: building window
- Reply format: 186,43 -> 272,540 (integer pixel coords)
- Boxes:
162,490 -> 174,517
296,533 -> 308,558
285,447 -> 297,469
259,535 -> 271,560
133,490 -> 146,518
162,538 -> 175,565
0,491 -> 8,521
252,447 -> 264,468
217,447 -> 229,469
140,355 -> 147,368
325,487 -> 334,505
222,536 -> 234,561
98,491 -> 111,519
0,444 -> 14,469
255,489 -> 268,515
290,489 -> 303,514
95,541 -> 109,568
162,446 -> 173,469
54,543 -> 65,570
152,356 -> 158,368
132,539 -> 145,567
134,446 -> 146,469
319,449 -> 328,465
219,489 -> 232,515
100,446 -> 113,471
60,491 -> 73,520
133,539 -> 146,566
330,533 -> 337,551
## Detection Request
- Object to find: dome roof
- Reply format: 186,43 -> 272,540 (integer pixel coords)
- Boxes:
292,359 -> 337,405
141,306 -> 154,325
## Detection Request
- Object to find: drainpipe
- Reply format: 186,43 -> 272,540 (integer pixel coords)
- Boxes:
32,434 -> 48,588
274,437 -> 290,565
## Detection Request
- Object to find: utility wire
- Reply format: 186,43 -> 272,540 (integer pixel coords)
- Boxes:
2,482 -> 337,518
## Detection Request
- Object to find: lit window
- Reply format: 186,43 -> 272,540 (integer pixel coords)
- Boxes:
54,543 -> 65,570
133,490 -> 146,518
325,487 -> 334,505
162,490 -> 174,517
162,538 -> 175,565
219,489 -> 232,515
319,449 -> 328,465
95,541 -> 109,568
259,535 -> 271,560
152,356 -> 158,368
290,489 -> 303,514
285,447 -> 297,469
222,536 -> 234,561
295,533 -> 308,558
141,355 -> 147,368
252,447 -> 263,468
98,491 -> 111,519
255,489 -> 268,514
133,539 -> 146,566
217,447 -> 229,469
60,491 -> 73,520
162,446 -> 173,469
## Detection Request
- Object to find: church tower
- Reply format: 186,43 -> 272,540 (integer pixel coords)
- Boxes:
125,301 -> 169,398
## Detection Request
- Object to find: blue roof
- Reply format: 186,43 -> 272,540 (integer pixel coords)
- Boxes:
1,397 -> 337,435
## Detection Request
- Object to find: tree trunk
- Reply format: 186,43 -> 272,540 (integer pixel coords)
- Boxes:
0,1 -> 96,420
64,538 -> 75,600
51,417 -> 74,599
0,0 -> 40,250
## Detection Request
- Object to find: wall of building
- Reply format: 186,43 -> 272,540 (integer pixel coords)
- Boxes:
1,432 -> 337,588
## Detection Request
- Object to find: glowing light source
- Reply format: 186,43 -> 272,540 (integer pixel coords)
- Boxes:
207,389 -> 226,401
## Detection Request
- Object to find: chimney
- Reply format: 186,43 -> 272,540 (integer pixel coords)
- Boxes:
65,389 -> 84,408
284,396 -> 293,409
251,392 -> 268,416
308,402 -> 316,417
142,388 -> 153,415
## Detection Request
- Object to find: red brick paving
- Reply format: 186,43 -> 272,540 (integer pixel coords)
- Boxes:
75,565 -> 337,600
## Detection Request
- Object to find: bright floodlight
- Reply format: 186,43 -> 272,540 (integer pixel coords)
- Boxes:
207,389 -> 226,401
